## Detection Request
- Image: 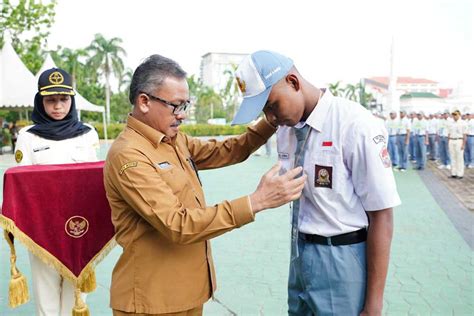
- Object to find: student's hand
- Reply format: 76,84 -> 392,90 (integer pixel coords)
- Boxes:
249,162 -> 306,213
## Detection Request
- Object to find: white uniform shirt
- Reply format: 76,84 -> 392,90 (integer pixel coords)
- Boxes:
412,118 -> 428,136
398,117 -> 411,135
15,124 -> 99,166
385,118 -> 399,136
438,119 -> 451,137
427,119 -> 439,134
448,120 -> 467,139
467,119 -> 474,136
277,92 -> 401,237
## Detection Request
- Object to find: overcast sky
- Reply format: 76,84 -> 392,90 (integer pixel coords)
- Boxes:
47,0 -> 472,88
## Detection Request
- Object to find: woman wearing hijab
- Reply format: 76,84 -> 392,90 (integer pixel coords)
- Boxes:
14,68 -> 99,315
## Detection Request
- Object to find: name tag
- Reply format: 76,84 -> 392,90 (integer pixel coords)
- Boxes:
157,161 -> 172,170
278,152 -> 289,160
33,146 -> 50,152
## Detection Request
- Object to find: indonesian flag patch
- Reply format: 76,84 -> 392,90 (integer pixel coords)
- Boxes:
379,146 -> 391,168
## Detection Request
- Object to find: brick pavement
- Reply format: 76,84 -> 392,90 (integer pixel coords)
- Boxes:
424,160 -> 474,211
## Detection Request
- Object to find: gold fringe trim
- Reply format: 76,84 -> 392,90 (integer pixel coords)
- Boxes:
79,268 -> 96,293
0,215 -> 116,290
72,287 -> 90,316
4,230 -> 30,307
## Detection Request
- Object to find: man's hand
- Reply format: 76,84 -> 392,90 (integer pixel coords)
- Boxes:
249,162 -> 306,213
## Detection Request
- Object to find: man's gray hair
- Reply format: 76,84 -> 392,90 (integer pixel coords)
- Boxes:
129,54 -> 187,105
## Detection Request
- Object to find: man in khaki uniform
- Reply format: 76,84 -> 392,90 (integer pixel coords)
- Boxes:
104,54 -> 306,316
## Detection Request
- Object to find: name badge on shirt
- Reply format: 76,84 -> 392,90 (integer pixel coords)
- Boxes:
33,145 -> 50,152
314,164 -> 332,189
156,161 -> 172,170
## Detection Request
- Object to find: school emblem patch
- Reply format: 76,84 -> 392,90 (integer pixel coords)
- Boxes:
379,146 -> 391,168
373,135 -> 386,144
15,150 -> 23,163
65,216 -> 89,238
315,164 -> 332,189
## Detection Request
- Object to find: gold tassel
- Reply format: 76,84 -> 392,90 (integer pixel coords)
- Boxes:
4,230 -> 29,308
79,269 -> 96,293
72,287 -> 90,316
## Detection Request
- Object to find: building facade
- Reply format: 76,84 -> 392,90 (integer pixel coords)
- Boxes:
200,52 -> 248,91
364,77 -> 451,114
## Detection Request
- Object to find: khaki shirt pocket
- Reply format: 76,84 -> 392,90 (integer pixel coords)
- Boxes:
156,165 -> 188,196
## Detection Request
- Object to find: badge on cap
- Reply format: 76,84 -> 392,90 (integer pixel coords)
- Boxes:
49,71 -> 64,85
236,77 -> 246,93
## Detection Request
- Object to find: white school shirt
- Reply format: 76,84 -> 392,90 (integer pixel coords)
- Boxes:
448,120 -> 467,139
385,118 -> 399,136
427,119 -> 439,134
412,118 -> 429,136
398,117 -> 411,135
14,124 -> 100,166
277,91 -> 401,237
467,119 -> 474,136
438,119 -> 451,137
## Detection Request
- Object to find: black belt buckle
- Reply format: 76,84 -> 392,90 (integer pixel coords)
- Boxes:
300,229 -> 367,246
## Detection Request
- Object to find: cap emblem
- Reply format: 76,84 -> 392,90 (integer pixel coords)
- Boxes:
49,71 -> 64,85
236,77 -> 246,93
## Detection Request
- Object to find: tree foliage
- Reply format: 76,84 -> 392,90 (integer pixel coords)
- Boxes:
0,0 -> 57,73
328,81 -> 373,108
87,33 -> 126,124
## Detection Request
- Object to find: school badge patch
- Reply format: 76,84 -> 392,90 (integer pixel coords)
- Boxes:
65,216 -> 89,238
15,150 -> 23,163
379,146 -> 391,168
315,164 -> 332,189
373,135 -> 386,144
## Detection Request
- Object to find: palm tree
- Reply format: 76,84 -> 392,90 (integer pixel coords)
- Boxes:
220,66 -> 240,122
87,33 -> 126,124
119,68 -> 134,94
328,81 -> 344,97
344,83 -> 358,101
357,80 -> 373,108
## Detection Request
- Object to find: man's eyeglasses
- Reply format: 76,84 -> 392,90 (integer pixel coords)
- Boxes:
142,92 -> 190,114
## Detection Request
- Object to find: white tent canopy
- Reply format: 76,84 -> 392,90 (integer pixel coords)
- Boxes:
0,39 -> 37,109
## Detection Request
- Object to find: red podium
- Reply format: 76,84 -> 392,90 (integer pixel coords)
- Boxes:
0,161 -> 116,311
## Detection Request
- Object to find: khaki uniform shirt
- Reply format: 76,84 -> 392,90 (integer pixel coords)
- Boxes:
448,119 -> 467,139
104,115 -> 275,314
